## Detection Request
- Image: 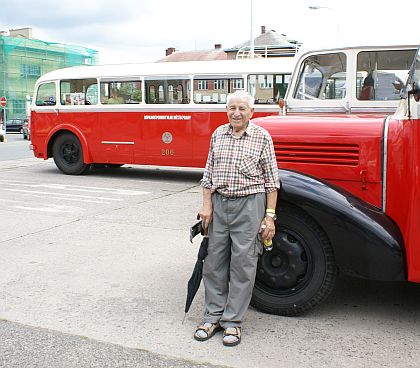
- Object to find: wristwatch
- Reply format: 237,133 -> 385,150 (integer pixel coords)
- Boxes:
265,212 -> 277,221
265,208 -> 277,221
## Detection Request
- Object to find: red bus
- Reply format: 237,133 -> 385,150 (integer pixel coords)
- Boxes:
30,58 -> 295,174
248,44 -> 420,316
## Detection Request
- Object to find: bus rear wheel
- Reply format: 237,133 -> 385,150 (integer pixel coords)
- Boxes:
53,133 -> 90,175
251,205 -> 337,316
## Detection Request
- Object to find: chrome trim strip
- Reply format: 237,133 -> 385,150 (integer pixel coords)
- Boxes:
101,141 -> 134,145
350,107 -> 398,114
287,107 -> 348,113
32,105 -> 279,114
382,115 -> 391,212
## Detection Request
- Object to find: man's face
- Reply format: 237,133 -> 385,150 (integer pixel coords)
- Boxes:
226,97 -> 254,132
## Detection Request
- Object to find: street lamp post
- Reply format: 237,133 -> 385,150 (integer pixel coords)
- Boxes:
309,5 -> 340,34
250,0 -> 255,58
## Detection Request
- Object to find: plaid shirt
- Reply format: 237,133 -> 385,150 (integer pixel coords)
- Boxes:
201,122 -> 280,197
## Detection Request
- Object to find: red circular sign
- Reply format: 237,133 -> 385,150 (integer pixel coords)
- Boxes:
0,97 -> 6,107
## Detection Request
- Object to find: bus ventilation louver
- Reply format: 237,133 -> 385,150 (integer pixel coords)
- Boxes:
274,142 -> 360,166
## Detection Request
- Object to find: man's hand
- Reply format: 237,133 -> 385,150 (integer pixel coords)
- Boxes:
260,216 -> 275,241
199,188 -> 213,230
198,205 -> 213,229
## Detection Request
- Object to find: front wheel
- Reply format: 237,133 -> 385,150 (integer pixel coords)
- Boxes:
251,205 -> 337,316
52,133 -> 90,175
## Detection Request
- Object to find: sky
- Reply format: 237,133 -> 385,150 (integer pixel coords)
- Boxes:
1,0 -> 419,65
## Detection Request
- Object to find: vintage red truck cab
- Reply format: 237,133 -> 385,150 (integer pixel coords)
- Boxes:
251,45 -> 420,316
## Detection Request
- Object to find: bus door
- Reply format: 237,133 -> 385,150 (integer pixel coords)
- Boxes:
98,109 -> 136,164
33,81 -> 60,141
97,79 -> 142,164
141,77 -> 193,166
59,79 -> 101,162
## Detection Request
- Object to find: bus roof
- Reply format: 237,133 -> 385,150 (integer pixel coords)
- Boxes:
294,44 -> 418,62
36,57 -> 297,83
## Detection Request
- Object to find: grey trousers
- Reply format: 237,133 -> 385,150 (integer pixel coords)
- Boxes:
202,192 -> 265,329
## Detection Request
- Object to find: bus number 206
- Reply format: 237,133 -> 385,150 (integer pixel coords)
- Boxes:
162,149 -> 174,156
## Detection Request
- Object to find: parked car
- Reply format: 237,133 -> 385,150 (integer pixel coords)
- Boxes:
22,118 -> 30,140
4,118 -> 24,133
0,121 -> 5,142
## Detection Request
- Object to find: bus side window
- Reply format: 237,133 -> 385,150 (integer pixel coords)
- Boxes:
356,49 -> 415,101
145,79 -> 190,104
193,78 -> 229,104
100,80 -> 141,104
248,74 -> 289,104
60,78 -> 97,105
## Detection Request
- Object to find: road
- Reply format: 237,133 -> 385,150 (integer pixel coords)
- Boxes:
0,132 -> 33,160
0,139 -> 420,368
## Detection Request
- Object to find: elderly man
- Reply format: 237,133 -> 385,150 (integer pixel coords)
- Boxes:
194,90 -> 279,346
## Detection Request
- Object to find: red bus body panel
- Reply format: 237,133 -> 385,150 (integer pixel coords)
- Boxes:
253,112 -> 420,283
31,109 -> 277,167
255,114 -> 385,208
386,117 -> 420,282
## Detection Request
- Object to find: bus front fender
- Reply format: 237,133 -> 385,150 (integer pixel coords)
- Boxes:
47,125 -> 93,163
277,169 -> 405,281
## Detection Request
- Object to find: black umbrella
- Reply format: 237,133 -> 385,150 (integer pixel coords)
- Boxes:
183,221 -> 208,323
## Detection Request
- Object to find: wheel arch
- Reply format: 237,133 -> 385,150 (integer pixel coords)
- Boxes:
277,169 -> 406,281
47,126 -> 92,163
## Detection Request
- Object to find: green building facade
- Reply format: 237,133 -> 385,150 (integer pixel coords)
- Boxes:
0,30 -> 98,120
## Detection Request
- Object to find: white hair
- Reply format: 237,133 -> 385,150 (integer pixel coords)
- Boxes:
226,90 -> 254,109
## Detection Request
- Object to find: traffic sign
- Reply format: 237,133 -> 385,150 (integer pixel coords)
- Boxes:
0,96 -> 6,107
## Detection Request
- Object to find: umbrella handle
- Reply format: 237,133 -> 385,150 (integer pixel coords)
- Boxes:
197,214 -> 209,237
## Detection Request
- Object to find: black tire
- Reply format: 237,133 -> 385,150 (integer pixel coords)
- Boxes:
251,205 -> 337,316
52,133 -> 90,175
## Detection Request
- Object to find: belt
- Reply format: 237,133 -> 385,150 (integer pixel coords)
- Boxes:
216,192 -> 249,200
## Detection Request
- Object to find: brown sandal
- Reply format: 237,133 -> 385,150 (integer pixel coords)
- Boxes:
194,322 -> 221,341
223,327 -> 241,346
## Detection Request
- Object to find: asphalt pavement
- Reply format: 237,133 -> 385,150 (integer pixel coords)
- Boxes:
0,319 -> 226,368
0,132 -> 32,160
1,140 -> 420,368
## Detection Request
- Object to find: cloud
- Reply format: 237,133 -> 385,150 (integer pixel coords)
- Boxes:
0,0 -> 418,64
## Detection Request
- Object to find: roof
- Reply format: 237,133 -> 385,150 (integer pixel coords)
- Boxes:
36,57 -> 296,83
157,49 -> 227,62
226,30 -> 297,52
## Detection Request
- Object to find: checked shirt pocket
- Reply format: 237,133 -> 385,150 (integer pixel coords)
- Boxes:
239,155 -> 259,178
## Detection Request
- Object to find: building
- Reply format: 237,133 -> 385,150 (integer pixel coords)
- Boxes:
158,44 -> 227,62
224,26 -> 300,59
0,27 -> 98,120
158,26 -> 300,63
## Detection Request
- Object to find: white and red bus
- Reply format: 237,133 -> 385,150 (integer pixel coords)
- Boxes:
30,58 -> 295,174
249,44 -> 420,316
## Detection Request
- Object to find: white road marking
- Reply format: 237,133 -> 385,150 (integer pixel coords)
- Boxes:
0,180 -> 150,196
0,180 -> 152,212
27,194 -> 109,204
13,205 -> 74,213
2,188 -> 123,201
0,199 -> 86,213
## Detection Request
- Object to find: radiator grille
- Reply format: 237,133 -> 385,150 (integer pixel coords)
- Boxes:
275,142 -> 359,166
